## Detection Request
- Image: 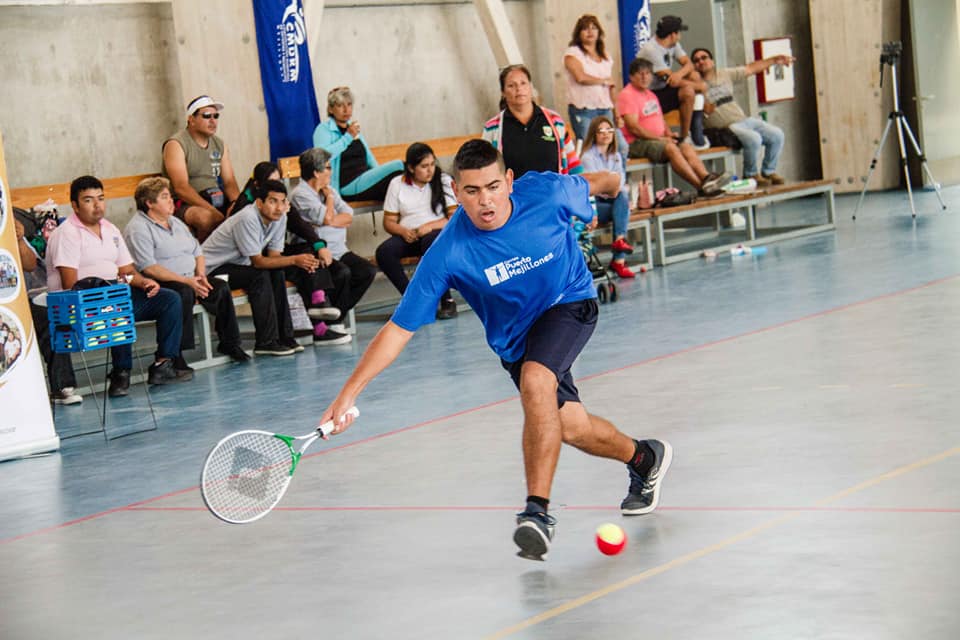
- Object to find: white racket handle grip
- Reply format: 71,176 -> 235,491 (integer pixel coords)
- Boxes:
317,406 -> 359,436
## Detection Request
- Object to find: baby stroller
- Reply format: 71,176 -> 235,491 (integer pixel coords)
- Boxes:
572,220 -> 617,304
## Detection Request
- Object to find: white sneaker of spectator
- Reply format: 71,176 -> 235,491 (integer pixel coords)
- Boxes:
683,134 -> 711,151
51,387 -> 83,405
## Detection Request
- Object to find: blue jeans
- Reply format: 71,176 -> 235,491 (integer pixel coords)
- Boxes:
728,117 -> 784,177
567,106 -> 628,174
595,192 -> 630,260
111,287 -> 182,371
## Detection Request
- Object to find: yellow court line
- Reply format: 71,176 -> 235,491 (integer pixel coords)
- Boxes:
484,446 -> 960,640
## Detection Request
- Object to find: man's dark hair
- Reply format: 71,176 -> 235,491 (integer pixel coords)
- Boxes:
691,47 -> 713,62
255,179 -> 287,201
452,139 -> 504,180
629,57 -> 653,76
655,15 -> 687,39
70,175 -> 104,203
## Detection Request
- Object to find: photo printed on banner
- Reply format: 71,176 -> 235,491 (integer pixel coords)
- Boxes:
0,176 -> 7,233
0,250 -> 21,303
0,306 -> 26,382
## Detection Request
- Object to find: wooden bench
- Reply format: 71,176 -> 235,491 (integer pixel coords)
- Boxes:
637,179 -> 836,266
9,173 -> 159,210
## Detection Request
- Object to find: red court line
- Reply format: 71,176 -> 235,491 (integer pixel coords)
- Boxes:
123,505 -> 960,514
3,274 -> 957,546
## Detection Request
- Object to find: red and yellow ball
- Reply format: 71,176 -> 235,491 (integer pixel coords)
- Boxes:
595,523 -> 627,555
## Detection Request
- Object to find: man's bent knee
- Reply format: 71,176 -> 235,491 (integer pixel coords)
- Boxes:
518,361 -> 558,397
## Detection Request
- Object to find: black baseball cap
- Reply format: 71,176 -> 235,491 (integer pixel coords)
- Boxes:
657,15 -> 688,35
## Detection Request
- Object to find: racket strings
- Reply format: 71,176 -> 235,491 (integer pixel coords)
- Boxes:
202,433 -> 295,522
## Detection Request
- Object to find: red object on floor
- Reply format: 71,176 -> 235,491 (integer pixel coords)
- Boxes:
610,261 -> 636,278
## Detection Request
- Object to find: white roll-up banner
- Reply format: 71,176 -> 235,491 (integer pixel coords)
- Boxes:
0,132 -> 60,461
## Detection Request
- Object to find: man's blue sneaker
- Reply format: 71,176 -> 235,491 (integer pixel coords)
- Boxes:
514,510 -> 557,561
621,439 -> 673,515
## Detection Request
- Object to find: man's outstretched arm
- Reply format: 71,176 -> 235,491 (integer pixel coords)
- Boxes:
745,55 -> 795,76
320,321 -> 415,434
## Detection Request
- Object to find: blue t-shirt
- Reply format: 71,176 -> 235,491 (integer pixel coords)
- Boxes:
391,171 -> 597,362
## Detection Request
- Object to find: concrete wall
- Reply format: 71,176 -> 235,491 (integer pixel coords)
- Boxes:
720,0 -> 821,181
0,4 -> 180,188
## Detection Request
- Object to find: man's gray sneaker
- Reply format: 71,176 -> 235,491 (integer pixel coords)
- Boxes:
514,510 -> 557,561
621,439 -> 673,515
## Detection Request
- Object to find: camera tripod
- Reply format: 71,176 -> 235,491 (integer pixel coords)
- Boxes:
853,51 -> 946,219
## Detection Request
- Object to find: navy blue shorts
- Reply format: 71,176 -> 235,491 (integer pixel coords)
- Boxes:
501,298 -> 598,407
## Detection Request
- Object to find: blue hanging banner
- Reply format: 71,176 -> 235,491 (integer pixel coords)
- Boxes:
252,0 -> 321,161
617,0 -> 652,85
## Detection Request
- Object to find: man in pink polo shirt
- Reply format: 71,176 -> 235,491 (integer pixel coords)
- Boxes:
46,175 -> 189,396
617,58 -> 723,197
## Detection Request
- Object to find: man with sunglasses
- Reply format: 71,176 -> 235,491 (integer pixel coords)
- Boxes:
691,48 -> 793,186
162,95 -> 241,242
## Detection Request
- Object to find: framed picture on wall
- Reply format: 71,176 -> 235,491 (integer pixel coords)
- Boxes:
753,37 -> 795,103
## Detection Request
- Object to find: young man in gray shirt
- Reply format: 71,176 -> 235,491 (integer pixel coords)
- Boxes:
202,180 -> 319,356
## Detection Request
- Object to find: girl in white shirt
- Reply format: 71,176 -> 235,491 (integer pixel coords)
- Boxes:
375,143 -> 459,319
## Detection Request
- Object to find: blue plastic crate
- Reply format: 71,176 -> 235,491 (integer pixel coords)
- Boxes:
52,325 -> 137,353
47,284 -> 137,353
48,284 -> 133,327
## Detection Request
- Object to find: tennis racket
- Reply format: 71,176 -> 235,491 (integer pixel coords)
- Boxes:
200,406 -> 359,524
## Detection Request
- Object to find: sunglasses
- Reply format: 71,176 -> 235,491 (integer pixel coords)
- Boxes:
199,112 -> 220,120
597,127 -> 616,133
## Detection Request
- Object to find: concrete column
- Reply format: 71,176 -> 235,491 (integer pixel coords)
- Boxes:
168,0 -> 270,181
473,0 -> 524,68
303,0 -> 327,124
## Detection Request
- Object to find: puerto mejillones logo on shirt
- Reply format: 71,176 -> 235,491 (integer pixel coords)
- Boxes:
484,253 -> 555,286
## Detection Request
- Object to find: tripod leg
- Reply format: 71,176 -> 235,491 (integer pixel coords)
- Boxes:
893,116 -> 918,218
900,118 -> 948,211
853,116 -> 895,220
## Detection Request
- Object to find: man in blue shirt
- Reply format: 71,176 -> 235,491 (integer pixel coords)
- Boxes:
320,140 -> 672,560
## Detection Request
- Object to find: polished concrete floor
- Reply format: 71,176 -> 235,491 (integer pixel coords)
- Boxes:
1,187 -> 958,639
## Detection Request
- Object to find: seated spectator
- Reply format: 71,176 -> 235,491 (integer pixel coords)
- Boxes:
636,15 -> 708,148
229,160 -> 345,333
17,212 -> 82,405
228,161 -> 279,217
617,58 -> 723,197
375,142 -> 458,319
483,64 -> 582,178
124,177 -> 251,364
46,176 -> 188,397
290,147 -> 377,342
312,86 -> 404,202
692,47 -> 791,185
563,14 -> 629,166
201,180 -> 313,356
162,95 -> 241,241
580,116 -> 636,279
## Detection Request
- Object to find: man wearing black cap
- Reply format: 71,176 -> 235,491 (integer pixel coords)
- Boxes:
636,15 -> 708,149
162,95 -> 241,242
